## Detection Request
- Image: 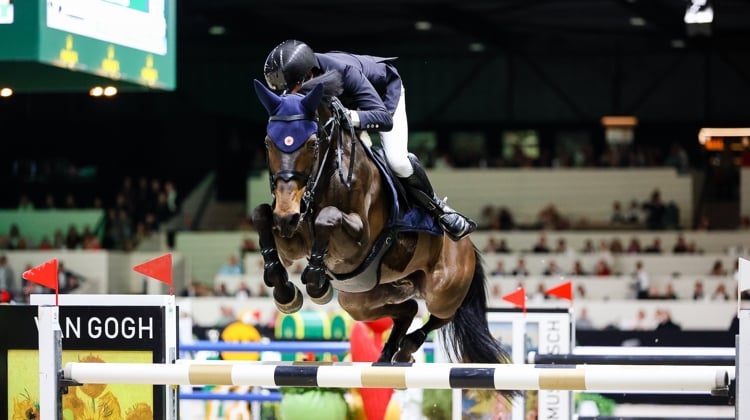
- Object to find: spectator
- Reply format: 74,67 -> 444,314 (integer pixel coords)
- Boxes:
663,200 -> 681,229
692,280 -> 706,300
235,282 -> 251,298
625,199 -> 642,224
240,237 -> 259,258
631,260 -> 650,299
490,260 -> 506,277
492,239 -> 510,253
536,204 -> 569,230
17,194 -> 35,211
579,239 -> 595,254
709,259 -> 727,276
672,233 -> 689,253
257,283 -> 270,297
661,283 -> 678,299
530,283 -> 548,303
479,205 -> 498,230
497,206 -> 515,230
664,141 -> 689,174
63,193 -> 78,209
712,283 -> 731,301
626,237 -> 642,253
642,189 -> 666,230
490,283 -> 502,300
61,273 -> 81,294
7,224 -> 23,250
65,224 -> 82,250
531,233 -> 551,253
511,257 -> 530,277
620,309 -> 653,331
218,254 -> 244,276
593,259 -> 612,276
42,193 -> 57,209
609,237 -> 624,254
553,238 -> 569,254
153,192 -> 173,227
643,237 -> 663,253
609,200 -> 627,224
215,283 -> 232,297
542,260 -> 563,276
0,255 -> 15,299
483,236 -> 502,254
164,180 -> 180,215
38,236 -> 54,250
569,260 -> 588,276
57,262 -> 85,294
655,308 -> 681,331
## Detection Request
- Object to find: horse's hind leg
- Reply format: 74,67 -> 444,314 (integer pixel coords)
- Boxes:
252,204 -> 302,313
377,299 -> 419,363
392,315 -> 449,363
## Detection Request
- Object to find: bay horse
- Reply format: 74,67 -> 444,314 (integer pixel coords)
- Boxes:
251,72 -> 513,387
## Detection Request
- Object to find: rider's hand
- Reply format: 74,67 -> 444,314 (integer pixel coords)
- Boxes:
347,109 -> 361,128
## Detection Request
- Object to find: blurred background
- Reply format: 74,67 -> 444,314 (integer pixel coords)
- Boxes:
2,0 -> 749,227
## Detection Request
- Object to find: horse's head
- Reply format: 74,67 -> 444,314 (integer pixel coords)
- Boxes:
254,79 -> 326,237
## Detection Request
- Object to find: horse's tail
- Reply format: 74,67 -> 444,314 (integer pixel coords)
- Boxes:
441,247 -> 520,400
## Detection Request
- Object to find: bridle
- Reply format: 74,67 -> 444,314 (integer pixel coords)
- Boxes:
267,96 -> 358,222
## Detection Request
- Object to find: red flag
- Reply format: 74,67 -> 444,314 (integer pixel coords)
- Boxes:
23,259 -> 59,305
546,281 -> 573,301
133,253 -> 173,294
502,287 -> 526,313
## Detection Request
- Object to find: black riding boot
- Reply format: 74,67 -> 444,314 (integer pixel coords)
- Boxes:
400,155 -> 477,241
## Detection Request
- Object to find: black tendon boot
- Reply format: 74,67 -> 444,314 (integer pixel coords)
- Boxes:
400,154 -> 477,241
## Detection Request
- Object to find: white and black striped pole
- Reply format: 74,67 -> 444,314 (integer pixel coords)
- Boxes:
63,360 -> 729,393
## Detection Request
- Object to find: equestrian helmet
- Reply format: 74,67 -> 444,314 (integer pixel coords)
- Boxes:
263,40 -> 319,93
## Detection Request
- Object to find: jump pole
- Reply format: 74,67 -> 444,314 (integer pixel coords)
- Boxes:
528,352 -> 735,366
61,360 -> 729,393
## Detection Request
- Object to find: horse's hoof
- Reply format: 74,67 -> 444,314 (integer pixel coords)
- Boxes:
275,286 -> 303,314
309,282 -> 333,305
392,350 -> 415,363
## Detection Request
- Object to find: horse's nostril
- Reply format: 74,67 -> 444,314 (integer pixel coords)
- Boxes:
274,212 -> 300,236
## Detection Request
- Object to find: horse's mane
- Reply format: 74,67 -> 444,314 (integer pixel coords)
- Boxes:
298,70 -> 343,101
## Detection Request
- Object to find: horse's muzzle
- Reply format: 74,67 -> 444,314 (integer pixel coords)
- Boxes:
274,212 -> 300,238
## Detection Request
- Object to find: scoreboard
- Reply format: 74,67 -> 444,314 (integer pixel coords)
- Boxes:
0,0 -> 175,91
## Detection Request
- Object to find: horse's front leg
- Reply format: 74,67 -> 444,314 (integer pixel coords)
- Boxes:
301,206 -> 364,304
252,203 -> 303,313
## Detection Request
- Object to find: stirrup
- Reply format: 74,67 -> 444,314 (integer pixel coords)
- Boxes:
439,212 -> 477,241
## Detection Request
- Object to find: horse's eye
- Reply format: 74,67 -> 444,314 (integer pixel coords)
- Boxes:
307,140 -> 317,152
265,138 -> 272,149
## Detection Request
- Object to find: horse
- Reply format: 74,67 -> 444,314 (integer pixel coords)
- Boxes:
251,72 -> 514,396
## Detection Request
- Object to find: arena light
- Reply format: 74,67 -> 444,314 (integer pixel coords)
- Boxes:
0,87 -> 12,97
685,0 -> 713,36
697,128 -> 750,145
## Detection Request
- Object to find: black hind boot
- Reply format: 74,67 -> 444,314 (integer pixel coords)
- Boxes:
400,154 -> 477,241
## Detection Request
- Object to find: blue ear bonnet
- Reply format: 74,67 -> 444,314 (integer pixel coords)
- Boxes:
267,96 -> 318,153
254,79 -> 325,153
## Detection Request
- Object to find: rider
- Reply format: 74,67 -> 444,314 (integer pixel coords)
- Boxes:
262,39 -> 476,241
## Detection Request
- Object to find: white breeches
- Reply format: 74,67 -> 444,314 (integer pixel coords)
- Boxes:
379,84 -> 412,177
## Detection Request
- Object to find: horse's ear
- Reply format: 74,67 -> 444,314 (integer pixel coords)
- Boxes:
254,79 -> 281,115
301,83 -> 324,116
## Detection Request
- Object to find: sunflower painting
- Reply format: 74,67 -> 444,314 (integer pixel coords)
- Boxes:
8,349 -> 154,419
